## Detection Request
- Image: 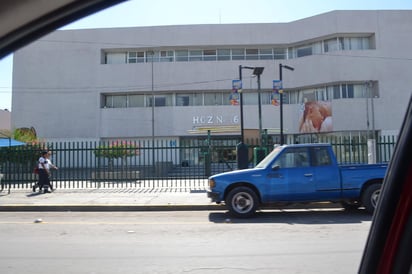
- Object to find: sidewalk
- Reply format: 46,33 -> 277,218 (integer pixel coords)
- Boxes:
0,188 -> 222,211
0,187 -> 343,212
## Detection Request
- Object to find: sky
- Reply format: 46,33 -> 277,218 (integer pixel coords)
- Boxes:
1,0 -> 412,111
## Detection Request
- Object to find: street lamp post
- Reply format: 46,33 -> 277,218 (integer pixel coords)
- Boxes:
236,66 -> 264,169
279,63 -> 294,145
148,50 -> 155,167
251,67 -> 264,145
236,65 -> 249,170
252,67 -> 265,165
238,65 -> 245,143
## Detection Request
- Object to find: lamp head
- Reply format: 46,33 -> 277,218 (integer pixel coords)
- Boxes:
282,65 -> 294,71
252,67 -> 264,76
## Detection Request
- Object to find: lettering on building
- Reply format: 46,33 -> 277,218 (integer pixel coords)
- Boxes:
192,115 -> 239,125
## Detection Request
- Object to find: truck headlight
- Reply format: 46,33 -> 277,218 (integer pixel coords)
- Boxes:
209,178 -> 216,188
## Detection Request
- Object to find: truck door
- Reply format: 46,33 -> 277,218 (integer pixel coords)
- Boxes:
266,147 -> 317,202
310,146 -> 341,199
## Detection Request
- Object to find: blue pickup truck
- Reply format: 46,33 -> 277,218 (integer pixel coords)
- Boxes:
207,143 -> 388,217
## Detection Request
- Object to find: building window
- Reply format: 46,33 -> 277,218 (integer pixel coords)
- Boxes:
192,93 -> 203,105
245,48 -> 259,60
222,92 -> 231,105
128,52 -> 137,63
315,88 -> 328,101
297,45 -> 313,57
286,91 -> 295,104
287,47 -> 294,59
302,89 -> 316,102
102,81 -> 377,109
128,95 -> 145,107
128,51 -> 145,63
176,94 -> 190,106
160,51 -> 174,62
242,91 -> 273,105
103,34 -> 374,64
282,83 -> 374,105
204,92 -> 224,105
274,48 -> 286,60
232,49 -> 245,60
281,93 -> 288,104
203,49 -> 217,61
261,91 -> 272,105
241,83 -> 370,106
176,50 -> 189,62
176,93 -> 203,106
105,52 -> 126,64
217,49 -> 231,60
353,84 -> 365,98
332,85 -> 341,99
312,42 -> 322,55
104,95 -> 114,108
189,50 -> 202,61
145,51 -> 160,62
147,95 -> 173,107
342,84 -> 354,98
243,92 -> 258,105
112,95 -> 127,108
259,48 -> 273,60
324,38 -> 339,52
340,37 -> 371,50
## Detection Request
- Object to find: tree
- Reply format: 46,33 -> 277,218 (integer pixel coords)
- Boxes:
94,140 -> 140,170
0,127 -> 47,172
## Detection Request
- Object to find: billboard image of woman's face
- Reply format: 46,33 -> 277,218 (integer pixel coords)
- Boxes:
299,101 -> 332,133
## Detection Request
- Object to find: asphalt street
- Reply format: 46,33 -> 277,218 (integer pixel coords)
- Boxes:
0,210 -> 372,274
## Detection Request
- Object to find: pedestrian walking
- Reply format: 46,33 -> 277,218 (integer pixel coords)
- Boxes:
32,151 -> 58,193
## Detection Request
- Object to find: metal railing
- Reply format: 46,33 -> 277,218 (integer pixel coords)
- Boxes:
0,136 -> 396,191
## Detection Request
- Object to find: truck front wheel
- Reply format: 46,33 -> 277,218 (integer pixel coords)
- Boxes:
362,183 -> 382,214
226,187 -> 259,218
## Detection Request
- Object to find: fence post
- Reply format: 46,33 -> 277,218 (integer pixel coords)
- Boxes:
204,130 -> 211,177
367,139 -> 377,164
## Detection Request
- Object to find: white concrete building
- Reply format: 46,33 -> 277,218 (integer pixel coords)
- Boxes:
11,10 -> 412,146
0,109 -> 11,131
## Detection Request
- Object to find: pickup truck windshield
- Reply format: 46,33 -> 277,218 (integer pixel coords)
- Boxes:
255,146 -> 283,168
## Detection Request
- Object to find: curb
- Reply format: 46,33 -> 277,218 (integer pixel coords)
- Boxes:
0,202 -> 344,212
0,204 -> 224,212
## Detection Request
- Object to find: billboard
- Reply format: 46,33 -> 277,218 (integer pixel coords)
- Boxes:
299,101 -> 332,133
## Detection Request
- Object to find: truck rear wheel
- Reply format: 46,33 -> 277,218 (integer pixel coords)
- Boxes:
226,186 -> 259,218
362,183 -> 382,214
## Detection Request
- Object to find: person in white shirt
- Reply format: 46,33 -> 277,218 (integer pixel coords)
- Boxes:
33,151 -> 58,193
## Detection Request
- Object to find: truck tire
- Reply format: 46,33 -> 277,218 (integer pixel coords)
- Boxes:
226,186 -> 259,218
362,183 -> 382,214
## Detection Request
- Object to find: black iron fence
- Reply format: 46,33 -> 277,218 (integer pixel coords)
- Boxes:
0,136 -> 396,191
314,135 -> 396,164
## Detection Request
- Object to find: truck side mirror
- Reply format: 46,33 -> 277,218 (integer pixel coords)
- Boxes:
272,165 -> 280,171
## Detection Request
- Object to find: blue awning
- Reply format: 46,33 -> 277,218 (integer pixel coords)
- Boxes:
0,138 -> 26,147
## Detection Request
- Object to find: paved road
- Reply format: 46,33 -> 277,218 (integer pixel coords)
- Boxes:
0,209 -> 372,274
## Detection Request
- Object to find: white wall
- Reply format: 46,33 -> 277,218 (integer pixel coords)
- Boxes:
11,10 -> 412,140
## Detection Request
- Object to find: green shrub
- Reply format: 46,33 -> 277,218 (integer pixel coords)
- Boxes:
94,141 -> 140,159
